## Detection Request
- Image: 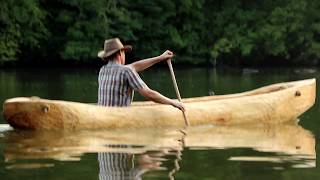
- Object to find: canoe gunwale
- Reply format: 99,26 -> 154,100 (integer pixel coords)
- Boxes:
133,79 -> 315,106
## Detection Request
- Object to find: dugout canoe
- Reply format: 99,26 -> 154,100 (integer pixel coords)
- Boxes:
3,79 -> 316,130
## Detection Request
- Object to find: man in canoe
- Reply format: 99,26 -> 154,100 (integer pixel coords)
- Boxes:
96,38 -> 184,179
97,37 -> 185,110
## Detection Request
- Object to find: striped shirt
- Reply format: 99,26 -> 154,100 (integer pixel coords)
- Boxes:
98,61 -> 147,107
97,61 -> 147,179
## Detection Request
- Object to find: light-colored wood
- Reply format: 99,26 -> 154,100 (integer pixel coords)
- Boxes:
167,59 -> 189,126
3,124 -> 315,167
2,79 -> 316,130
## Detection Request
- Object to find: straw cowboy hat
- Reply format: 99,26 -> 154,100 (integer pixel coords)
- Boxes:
97,38 -> 132,59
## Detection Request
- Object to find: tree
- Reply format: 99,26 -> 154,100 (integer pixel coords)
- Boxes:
0,0 -> 47,63
40,0 -> 108,62
1,0 -> 320,66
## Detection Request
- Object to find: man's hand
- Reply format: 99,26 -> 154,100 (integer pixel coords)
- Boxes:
160,50 -> 174,61
171,101 -> 185,112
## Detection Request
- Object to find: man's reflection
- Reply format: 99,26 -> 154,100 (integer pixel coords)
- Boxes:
98,152 -> 143,179
98,146 -> 169,180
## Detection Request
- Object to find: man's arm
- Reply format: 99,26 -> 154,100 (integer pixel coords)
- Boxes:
137,87 -> 185,111
128,50 -> 174,72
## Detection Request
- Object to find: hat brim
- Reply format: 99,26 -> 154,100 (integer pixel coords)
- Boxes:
97,45 -> 132,59
122,45 -> 132,52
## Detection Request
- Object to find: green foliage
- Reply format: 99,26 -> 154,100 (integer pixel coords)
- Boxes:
1,0 -> 320,66
211,0 -> 320,65
0,0 -> 47,62
41,0 -> 108,61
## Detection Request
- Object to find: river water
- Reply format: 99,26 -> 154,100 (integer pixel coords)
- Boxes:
0,67 -> 319,179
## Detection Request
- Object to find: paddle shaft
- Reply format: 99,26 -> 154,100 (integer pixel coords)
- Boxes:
167,59 -> 190,126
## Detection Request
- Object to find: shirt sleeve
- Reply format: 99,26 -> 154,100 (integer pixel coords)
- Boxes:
125,67 -> 147,90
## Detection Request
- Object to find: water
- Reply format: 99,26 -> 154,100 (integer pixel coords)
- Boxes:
0,66 -> 319,179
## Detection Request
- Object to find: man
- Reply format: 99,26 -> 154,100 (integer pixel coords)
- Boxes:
97,37 -> 185,110
97,38 -> 185,179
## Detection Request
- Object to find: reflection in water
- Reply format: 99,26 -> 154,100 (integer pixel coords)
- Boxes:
228,156 -> 315,169
97,145 -> 184,180
98,152 -> 142,180
0,123 -> 316,178
97,145 -> 169,180
5,163 -> 55,170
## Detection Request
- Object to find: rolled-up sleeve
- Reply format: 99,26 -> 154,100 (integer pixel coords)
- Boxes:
125,67 -> 147,90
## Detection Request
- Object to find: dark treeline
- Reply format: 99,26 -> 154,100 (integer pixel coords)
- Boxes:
1,0 -> 320,67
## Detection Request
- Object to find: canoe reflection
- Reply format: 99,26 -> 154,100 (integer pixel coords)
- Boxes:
2,123 -> 316,174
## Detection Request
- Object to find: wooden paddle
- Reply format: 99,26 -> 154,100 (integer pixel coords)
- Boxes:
167,59 -> 190,126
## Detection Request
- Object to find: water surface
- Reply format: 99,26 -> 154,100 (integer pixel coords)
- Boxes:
0,67 -> 319,179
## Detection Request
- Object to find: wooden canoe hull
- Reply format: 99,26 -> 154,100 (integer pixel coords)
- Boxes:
2,79 -> 316,130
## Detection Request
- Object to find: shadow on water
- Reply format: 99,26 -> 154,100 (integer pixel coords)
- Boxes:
0,123 -> 315,179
